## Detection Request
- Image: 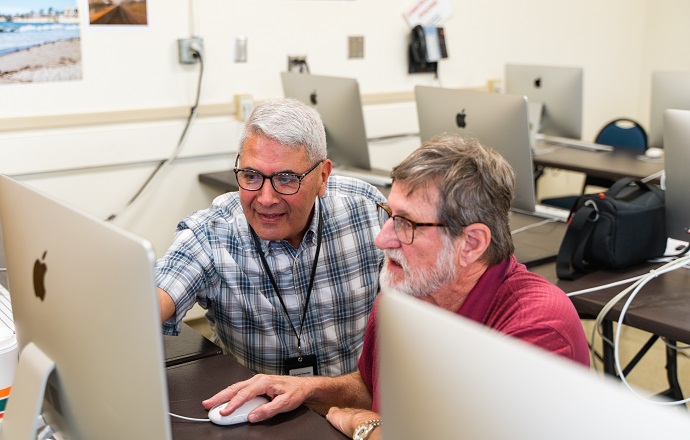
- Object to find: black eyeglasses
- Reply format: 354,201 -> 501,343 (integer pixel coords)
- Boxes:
234,157 -> 323,195
377,202 -> 447,245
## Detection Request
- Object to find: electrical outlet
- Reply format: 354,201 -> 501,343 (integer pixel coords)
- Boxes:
234,94 -> 253,121
235,36 -> 247,63
348,36 -> 364,59
178,37 -> 204,64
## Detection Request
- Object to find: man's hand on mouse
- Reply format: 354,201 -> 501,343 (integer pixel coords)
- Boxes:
202,374 -> 315,423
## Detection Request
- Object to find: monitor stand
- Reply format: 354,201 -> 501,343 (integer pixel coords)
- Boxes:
0,342 -> 55,440
527,101 -> 544,150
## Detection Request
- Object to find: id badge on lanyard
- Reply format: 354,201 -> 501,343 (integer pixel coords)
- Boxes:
285,354 -> 318,376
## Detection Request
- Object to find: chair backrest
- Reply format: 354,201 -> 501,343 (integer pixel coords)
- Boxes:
595,118 -> 648,152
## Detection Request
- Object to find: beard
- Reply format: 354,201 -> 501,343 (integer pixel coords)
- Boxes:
379,236 -> 457,297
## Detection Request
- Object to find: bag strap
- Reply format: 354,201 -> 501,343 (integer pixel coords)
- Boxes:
556,201 -> 599,280
606,177 -> 660,199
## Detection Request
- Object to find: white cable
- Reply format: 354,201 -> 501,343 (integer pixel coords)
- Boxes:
566,275 -> 645,297
609,255 -> 690,405
510,218 -> 558,235
641,169 -> 664,184
591,257 -> 690,356
169,412 -> 210,422
586,276 -> 646,369
577,258 -> 688,370
662,337 -> 690,351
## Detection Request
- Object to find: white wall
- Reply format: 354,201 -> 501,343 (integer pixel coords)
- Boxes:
1,0 -> 689,255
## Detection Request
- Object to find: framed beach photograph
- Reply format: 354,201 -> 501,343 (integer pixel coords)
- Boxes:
0,1 -> 82,84
88,0 -> 147,26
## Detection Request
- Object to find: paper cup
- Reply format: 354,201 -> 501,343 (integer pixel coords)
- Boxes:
0,328 -> 18,422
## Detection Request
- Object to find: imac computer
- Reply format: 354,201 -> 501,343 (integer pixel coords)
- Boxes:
280,72 -> 392,187
378,290 -> 690,439
415,86 -> 536,213
0,175 -> 171,440
661,109 -> 690,244
649,71 -> 690,148
505,64 -> 585,146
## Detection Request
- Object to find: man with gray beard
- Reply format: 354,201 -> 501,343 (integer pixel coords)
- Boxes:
202,134 -> 589,440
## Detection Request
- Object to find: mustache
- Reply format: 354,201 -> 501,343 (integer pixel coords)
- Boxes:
384,249 -> 407,269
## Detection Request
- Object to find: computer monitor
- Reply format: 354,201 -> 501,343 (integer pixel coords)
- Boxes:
415,86 -> 536,213
378,290 -> 690,439
505,63 -> 583,140
280,72 -> 371,170
661,109 -> 690,243
0,175 -> 171,440
649,71 -> 690,148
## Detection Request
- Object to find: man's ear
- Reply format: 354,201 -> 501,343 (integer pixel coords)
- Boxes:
318,160 -> 333,197
457,223 -> 491,266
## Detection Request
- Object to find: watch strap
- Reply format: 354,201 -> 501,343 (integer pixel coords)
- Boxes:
352,419 -> 382,440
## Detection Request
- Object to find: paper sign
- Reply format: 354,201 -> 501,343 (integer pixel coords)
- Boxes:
403,0 -> 454,28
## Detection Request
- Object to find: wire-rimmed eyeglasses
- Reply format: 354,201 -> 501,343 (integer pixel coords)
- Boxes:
234,157 -> 323,195
376,202 -> 447,245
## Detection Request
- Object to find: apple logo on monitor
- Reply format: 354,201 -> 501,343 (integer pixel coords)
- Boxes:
533,77 -> 542,88
33,251 -> 48,301
455,109 -> 467,128
310,90 -> 318,106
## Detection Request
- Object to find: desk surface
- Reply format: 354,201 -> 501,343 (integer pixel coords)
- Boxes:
167,354 -> 347,439
533,142 -> 664,182
531,261 -> 690,345
164,323 -> 222,367
199,170 -> 238,193
510,211 -> 566,267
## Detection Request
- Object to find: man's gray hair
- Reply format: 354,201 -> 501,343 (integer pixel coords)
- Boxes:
238,98 -> 327,163
390,133 -> 516,265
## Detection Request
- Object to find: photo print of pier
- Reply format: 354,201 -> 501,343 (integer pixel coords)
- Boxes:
89,0 -> 147,26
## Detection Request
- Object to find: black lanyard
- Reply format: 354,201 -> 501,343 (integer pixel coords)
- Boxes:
250,203 -> 323,353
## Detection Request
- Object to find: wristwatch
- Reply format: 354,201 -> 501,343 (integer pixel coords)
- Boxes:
352,419 -> 382,440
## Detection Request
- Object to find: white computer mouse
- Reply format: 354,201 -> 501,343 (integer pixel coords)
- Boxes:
645,147 -> 664,158
208,396 -> 269,426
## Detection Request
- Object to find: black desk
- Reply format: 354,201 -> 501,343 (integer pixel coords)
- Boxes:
199,170 -> 238,193
530,262 -> 690,348
533,142 -> 664,182
530,261 -> 690,399
509,212 -> 566,267
164,322 -> 222,367
167,354 -> 348,439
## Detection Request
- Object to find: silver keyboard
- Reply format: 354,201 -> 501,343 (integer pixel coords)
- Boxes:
0,284 -> 14,333
533,203 -> 570,221
331,168 -> 393,187
539,135 -> 613,152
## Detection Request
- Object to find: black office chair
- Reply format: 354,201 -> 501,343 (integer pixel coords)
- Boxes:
539,118 -> 648,210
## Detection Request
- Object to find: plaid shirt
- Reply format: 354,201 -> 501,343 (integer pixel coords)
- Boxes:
156,176 -> 385,376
